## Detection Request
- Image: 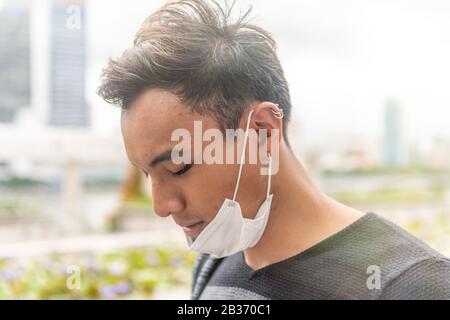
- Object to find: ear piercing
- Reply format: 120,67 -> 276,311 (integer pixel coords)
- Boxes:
272,103 -> 284,119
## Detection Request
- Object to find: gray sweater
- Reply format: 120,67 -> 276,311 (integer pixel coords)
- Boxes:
191,212 -> 450,299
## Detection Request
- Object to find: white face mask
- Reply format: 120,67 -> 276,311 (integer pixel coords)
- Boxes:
186,110 -> 274,258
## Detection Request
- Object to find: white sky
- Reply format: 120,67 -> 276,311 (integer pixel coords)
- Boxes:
86,0 -> 450,148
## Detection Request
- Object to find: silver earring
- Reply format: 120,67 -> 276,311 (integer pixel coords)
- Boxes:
272,104 -> 284,119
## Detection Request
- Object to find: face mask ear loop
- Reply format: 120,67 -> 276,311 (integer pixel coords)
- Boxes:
232,109 -> 255,202
266,153 -> 272,199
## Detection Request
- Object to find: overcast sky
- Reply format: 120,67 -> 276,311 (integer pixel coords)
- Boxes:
86,0 -> 450,149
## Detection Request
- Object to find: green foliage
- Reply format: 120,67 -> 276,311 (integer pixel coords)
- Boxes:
403,211 -> 450,256
0,199 -> 38,218
333,188 -> 445,205
323,165 -> 450,177
0,247 -> 196,299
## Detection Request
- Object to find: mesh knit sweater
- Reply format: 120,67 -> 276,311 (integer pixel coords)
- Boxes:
191,212 -> 450,300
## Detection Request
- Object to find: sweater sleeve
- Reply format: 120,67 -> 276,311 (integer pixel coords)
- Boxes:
379,257 -> 450,300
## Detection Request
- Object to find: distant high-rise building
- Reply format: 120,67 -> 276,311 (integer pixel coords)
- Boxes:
383,98 -> 406,166
0,1 -> 31,123
49,0 -> 89,127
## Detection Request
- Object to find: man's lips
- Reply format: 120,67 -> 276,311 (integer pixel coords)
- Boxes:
181,221 -> 205,239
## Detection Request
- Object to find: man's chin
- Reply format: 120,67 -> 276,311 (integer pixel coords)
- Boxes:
182,221 -> 205,240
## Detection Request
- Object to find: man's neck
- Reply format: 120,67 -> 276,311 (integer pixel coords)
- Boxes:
243,146 -> 365,271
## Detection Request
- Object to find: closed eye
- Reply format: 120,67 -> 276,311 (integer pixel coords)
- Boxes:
173,164 -> 193,176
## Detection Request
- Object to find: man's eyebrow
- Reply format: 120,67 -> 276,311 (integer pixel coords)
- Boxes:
149,149 -> 173,167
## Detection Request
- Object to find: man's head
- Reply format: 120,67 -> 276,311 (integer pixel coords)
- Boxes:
98,0 -> 291,140
97,0 -> 293,238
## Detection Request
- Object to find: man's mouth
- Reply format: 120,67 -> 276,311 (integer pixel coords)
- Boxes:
182,221 -> 205,239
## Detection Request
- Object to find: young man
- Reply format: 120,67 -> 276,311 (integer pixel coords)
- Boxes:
98,0 -> 450,299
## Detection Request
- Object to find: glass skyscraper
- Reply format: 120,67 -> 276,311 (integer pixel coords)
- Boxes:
0,1 -> 31,123
49,0 -> 88,127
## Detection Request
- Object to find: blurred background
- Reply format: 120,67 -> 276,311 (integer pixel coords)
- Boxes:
1,0 -> 450,299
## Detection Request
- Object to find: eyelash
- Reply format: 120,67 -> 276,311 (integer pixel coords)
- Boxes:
173,164 -> 193,176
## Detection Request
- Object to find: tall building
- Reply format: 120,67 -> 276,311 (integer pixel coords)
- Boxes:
0,0 -> 91,178
0,0 -> 88,127
383,97 -> 406,166
49,0 -> 89,127
0,0 -> 31,123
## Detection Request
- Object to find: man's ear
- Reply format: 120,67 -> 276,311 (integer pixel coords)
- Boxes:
252,102 -> 283,142
249,102 -> 283,173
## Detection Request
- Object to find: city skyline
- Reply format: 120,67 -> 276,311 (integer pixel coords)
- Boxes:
85,0 -> 450,147
1,0 -> 450,168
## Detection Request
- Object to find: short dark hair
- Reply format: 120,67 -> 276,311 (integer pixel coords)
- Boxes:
97,0 -> 292,144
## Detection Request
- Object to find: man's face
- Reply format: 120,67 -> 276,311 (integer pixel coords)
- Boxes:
121,89 -> 267,241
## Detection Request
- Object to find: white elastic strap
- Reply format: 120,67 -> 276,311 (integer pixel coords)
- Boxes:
266,154 -> 272,198
232,109 -> 254,201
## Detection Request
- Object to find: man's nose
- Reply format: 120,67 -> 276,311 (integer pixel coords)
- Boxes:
151,183 -> 185,218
